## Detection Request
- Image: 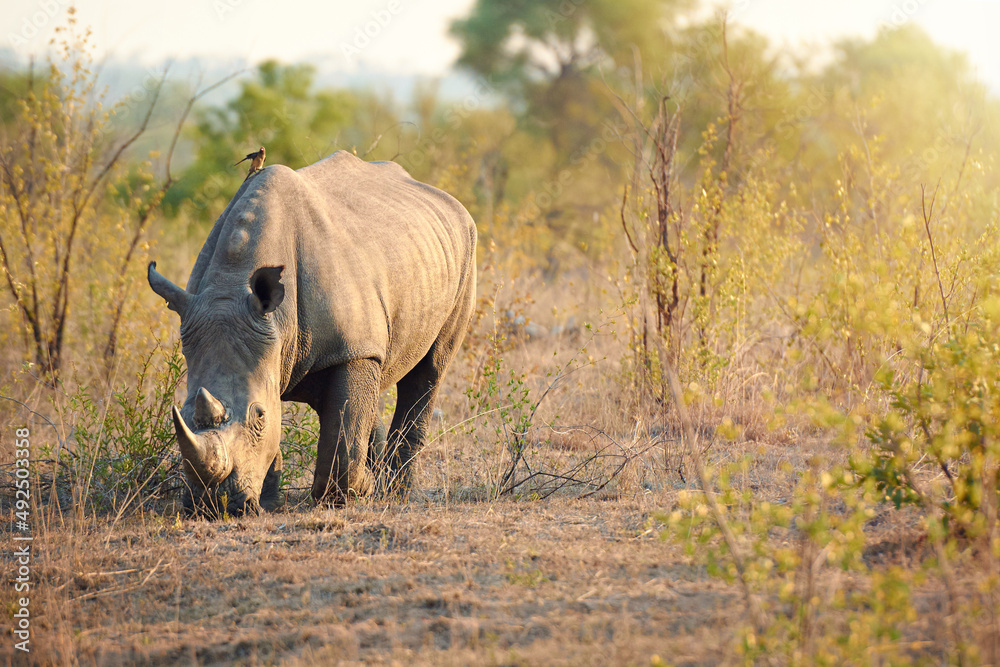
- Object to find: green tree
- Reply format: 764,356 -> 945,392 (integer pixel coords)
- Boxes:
164,61 -> 364,220
451,0 -> 691,159
451,0 -> 692,95
0,66 -> 32,124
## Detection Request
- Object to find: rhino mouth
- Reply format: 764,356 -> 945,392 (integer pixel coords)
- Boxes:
183,470 -> 261,518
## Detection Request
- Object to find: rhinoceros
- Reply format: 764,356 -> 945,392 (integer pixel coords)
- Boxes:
148,151 -> 477,516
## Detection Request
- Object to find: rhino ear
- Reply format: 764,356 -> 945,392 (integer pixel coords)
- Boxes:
250,266 -> 284,315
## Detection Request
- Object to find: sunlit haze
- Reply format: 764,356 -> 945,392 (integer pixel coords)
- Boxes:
3,0 -> 1000,90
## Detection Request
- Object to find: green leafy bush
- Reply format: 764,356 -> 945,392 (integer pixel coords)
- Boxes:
660,460 -> 919,665
857,299 -> 1000,538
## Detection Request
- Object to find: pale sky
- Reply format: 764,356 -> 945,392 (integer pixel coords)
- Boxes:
4,1 -> 1000,88
734,1 -> 1000,88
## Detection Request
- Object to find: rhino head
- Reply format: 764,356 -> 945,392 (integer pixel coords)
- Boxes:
148,261 -> 287,517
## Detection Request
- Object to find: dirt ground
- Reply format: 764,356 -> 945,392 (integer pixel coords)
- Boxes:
6,490 -> 751,666
3,470 -> 961,667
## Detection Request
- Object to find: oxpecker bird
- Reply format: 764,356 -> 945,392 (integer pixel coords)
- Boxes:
236,146 -> 266,181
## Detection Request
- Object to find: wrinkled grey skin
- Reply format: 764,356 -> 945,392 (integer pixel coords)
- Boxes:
148,152 -> 477,516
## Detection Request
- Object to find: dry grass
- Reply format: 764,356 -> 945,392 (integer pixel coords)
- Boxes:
1,441 -> 954,667
0,290 -> 981,665
18,493 -> 736,666
3,456 -> 962,666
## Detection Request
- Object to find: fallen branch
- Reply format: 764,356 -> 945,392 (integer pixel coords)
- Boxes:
70,558 -> 166,603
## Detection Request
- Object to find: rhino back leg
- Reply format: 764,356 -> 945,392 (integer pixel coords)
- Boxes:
310,358 -> 382,506
385,293 -> 474,494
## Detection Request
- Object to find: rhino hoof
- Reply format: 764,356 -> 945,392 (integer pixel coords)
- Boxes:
181,486 -> 261,519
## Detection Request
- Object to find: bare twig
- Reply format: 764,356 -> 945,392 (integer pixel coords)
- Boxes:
620,183 -> 639,256
921,183 -> 949,328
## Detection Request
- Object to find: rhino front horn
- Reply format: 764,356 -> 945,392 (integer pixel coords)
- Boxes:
173,406 -> 232,487
194,387 -> 227,427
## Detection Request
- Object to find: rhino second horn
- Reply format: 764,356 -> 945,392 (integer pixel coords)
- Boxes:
173,406 -> 231,486
147,262 -> 190,315
194,387 -> 227,427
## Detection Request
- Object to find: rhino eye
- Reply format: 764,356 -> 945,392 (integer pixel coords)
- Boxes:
248,403 -> 266,437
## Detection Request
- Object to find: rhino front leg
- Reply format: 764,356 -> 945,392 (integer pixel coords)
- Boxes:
259,450 -> 283,511
312,359 -> 381,506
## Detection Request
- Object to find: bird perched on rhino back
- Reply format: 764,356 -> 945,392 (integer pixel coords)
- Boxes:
235,146 -> 266,181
